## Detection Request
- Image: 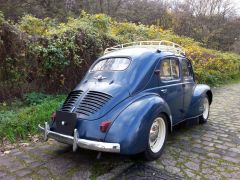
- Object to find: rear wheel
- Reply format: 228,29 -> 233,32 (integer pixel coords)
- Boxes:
199,96 -> 210,124
144,114 -> 168,161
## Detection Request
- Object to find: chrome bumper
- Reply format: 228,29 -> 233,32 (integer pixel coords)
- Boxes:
38,122 -> 120,153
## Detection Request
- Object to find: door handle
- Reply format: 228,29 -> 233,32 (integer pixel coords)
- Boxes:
161,89 -> 167,93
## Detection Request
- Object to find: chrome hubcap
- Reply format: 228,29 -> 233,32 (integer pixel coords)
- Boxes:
149,117 -> 166,153
203,97 -> 209,119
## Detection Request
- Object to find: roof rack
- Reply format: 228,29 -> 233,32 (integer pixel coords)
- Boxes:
104,40 -> 185,56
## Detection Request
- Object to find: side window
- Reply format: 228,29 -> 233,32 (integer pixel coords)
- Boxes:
160,59 -> 180,81
160,59 -> 171,81
182,59 -> 193,79
171,59 -> 180,79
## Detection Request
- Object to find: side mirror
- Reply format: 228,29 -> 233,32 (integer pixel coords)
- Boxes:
154,69 -> 161,74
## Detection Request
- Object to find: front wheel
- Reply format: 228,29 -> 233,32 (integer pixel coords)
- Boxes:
144,114 -> 168,161
199,96 -> 210,124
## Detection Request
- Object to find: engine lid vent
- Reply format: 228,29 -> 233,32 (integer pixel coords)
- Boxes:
75,91 -> 112,116
61,90 -> 83,112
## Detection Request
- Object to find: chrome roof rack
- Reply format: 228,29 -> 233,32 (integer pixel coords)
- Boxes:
104,40 -> 185,56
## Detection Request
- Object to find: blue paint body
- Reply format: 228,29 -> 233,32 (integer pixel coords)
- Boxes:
51,48 -> 212,155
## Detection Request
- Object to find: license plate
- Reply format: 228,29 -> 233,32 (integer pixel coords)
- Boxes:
55,111 -> 77,136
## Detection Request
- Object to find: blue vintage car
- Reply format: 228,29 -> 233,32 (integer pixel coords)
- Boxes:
39,41 -> 212,160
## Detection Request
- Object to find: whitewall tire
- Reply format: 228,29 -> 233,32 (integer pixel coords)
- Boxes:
199,96 -> 210,124
144,114 -> 168,161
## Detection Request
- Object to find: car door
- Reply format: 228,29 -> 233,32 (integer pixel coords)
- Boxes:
157,57 -> 184,124
181,58 -> 195,118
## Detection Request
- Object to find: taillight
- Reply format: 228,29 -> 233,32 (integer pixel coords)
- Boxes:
100,121 -> 112,132
51,112 -> 56,121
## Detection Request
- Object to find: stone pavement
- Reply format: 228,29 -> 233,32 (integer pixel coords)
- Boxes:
0,83 -> 240,179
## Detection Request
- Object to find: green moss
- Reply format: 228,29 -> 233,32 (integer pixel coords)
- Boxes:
90,161 -> 117,180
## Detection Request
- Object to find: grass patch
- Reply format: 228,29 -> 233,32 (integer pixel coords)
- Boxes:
0,92 -> 65,143
222,77 -> 240,86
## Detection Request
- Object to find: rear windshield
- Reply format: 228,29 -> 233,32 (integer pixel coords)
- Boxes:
91,58 -> 130,71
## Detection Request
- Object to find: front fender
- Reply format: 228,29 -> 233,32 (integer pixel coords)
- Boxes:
105,94 -> 171,155
186,84 -> 212,118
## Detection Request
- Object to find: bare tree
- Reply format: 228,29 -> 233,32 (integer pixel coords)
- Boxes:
65,0 -> 76,10
0,0 -> 239,52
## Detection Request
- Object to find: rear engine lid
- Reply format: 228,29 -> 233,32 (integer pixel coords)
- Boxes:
60,85 -> 129,120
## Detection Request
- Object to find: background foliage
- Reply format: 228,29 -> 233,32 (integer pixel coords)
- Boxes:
1,0 -> 240,53
0,12 -> 240,102
0,11 -> 240,142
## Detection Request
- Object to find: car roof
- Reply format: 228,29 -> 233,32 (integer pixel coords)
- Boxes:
100,47 -> 185,60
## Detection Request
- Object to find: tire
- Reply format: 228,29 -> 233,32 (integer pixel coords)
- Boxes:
144,114 -> 168,161
199,95 -> 210,124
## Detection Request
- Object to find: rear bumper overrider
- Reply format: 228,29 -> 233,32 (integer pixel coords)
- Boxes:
38,122 -> 120,153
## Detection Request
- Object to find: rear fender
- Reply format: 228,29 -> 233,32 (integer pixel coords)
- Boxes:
105,94 -> 171,155
186,84 -> 212,118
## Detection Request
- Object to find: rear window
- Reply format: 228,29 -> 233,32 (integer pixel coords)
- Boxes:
91,58 -> 130,71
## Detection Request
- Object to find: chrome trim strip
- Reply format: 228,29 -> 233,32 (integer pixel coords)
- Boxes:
144,82 -> 194,93
160,82 -> 194,88
173,113 -> 203,126
38,123 -> 120,153
44,122 -> 49,141
169,115 -> 173,132
73,129 -> 78,152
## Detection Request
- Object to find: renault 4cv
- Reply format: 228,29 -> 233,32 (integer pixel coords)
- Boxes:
39,41 -> 212,160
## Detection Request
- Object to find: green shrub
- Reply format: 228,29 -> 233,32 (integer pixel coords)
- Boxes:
0,11 -> 240,101
0,11 -> 4,25
0,94 -> 65,142
23,92 -> 49,105
18,15 -> 56,36
15,13 -> 240,87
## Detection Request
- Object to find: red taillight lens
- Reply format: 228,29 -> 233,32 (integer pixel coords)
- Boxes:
51,112 -> 56,121
100,121 -> 112,132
